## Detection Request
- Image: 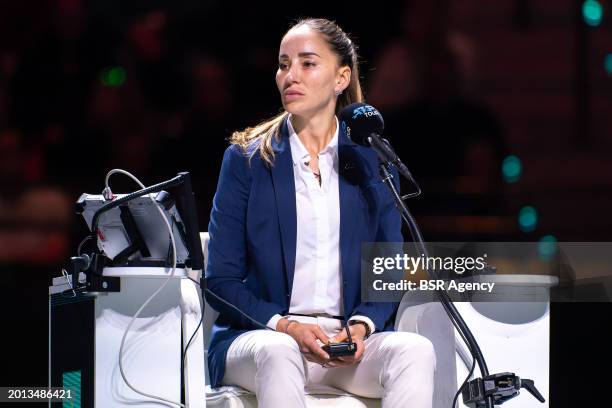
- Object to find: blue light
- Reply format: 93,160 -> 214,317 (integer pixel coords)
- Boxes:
502,155 -> 522,183
519,206 -> 538,233
583,0 -> 603,27
604,53 -> 612,76
538,235 -> 558,261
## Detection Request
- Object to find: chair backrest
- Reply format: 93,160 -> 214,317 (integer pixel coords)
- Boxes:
199,232 -> 219,349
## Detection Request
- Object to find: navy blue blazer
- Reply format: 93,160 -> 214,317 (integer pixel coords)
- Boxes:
204,115 -> 403,388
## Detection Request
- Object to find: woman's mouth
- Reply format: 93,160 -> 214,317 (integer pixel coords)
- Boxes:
284,90 -> 304,101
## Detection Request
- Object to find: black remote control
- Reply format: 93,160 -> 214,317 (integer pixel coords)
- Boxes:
322,322 -> 357,358
322,341 -> 357,358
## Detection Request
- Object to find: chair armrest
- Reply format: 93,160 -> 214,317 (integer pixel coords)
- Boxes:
395,298 -> 458,408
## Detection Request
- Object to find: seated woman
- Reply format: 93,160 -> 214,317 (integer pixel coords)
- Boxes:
205,17 -> 436,408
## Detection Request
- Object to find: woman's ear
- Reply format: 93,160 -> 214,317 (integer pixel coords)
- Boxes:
335,66 -> 351,94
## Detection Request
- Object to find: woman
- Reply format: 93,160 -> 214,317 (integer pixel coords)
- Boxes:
205,18 -> 435,407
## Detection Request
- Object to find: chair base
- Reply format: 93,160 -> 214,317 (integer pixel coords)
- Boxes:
205,385 -> 381,408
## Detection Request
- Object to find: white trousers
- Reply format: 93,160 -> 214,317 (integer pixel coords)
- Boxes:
222,315 -> 436,408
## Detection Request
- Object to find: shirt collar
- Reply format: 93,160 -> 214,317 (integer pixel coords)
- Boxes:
288,114 -> 339,166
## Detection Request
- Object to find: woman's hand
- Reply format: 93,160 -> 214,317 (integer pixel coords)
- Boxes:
278,319 -> 331,365
325,324 -> 367,368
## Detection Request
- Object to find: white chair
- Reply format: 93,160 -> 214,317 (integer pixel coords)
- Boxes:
452,276 -> 556,408
198,232 -> 458,408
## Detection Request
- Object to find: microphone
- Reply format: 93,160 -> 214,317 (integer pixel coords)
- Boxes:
339,103 -> 415,181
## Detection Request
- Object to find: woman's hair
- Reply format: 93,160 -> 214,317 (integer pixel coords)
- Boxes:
229,18 -> 364,165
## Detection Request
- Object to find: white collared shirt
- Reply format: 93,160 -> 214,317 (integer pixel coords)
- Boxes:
266,115 -> 375,335
288,115 -> 342,317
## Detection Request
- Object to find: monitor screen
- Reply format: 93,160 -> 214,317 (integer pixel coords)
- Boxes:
77,193 -> 190,266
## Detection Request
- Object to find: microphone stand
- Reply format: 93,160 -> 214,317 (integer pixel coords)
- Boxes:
373,137 -> 544,408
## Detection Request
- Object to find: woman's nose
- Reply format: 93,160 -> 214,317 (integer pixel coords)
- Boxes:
287,62 -> 301,83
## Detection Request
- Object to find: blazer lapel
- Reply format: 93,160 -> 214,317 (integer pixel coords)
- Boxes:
271,117 -> 297,295
338,120 -> 362,316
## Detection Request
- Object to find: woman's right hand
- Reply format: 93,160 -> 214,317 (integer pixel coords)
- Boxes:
278,319 -> 331,365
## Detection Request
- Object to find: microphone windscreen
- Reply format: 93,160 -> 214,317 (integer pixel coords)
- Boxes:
339,103 -> 385,146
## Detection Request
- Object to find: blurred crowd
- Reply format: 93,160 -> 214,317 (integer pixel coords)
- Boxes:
1,2 -> 608,399
0,0 -> 516,274
2,1 -> 248,270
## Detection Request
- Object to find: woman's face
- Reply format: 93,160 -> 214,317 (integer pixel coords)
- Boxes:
276,25 -> 349,117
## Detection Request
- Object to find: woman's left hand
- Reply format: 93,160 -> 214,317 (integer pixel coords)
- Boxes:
325,324 -> 367,368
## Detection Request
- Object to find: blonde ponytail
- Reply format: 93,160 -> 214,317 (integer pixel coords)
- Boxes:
229,111 -> 289,166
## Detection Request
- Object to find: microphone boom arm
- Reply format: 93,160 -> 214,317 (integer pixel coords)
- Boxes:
379,162 -> 492,408
368,133 -> 421,199
378,162 -> 544,408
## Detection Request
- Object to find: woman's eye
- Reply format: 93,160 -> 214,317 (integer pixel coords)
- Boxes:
278,63 -> 288,70
303,61 -> 316,67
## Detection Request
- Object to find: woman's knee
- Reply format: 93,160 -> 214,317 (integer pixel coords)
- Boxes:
254,332 -> 303,367
383,332 -> 437,370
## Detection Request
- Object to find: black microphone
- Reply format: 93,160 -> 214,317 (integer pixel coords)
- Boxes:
339,103 -> 416,181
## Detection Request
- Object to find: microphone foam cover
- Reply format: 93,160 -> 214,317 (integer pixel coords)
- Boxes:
339,103 -> 385,146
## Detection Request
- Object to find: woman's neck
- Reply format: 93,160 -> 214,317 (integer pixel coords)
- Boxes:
290,109 -> 337,157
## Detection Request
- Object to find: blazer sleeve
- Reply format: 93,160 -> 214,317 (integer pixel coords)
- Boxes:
350,166 -> 403,331
204,145 -> 284,329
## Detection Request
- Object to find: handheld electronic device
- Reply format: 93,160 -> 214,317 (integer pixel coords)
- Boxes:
322,323 -> 357,358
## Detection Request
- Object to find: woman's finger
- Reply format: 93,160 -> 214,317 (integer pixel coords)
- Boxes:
313,326 -> 330,344
304,352 -> 328,366
306,338 -> 330,361
353,340 -> 365,361
330,330 -> 348,343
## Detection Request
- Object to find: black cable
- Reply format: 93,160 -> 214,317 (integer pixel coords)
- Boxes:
77,235 -> 92,255
181,309 -> 204,371
443,301 -> 475,408
181,277 -> 206,370
454,353 -> 476,408
90,174 -> 185,242
180,277 -> 276,379
200,280 -> 273,332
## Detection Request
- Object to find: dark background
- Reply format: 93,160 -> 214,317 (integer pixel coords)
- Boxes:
1,0 -> 611,406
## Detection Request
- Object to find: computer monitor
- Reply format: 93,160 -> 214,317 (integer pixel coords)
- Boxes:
76,172 -> 204,270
